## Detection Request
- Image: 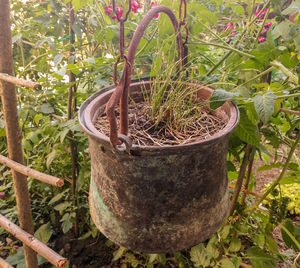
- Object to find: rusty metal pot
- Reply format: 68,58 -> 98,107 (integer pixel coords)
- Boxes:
79,5 -> 239,253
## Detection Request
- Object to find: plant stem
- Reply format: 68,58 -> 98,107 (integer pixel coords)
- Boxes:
241,147 -> 256,205
136,27 -> 158,57
255,8 -> 270,42
277,92 -> 300,99
206,0 -> 271,76
271,60 -> 299,84
279,223 -> 300,251
229,144 -> 253,216
280,108 -> 300,116
189,41 -> 255,58
235,66 -> 275,89
245,132 -> 300,213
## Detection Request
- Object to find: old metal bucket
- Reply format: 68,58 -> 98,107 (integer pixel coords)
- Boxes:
79,5 -> 239,253
79,79 -> 239,253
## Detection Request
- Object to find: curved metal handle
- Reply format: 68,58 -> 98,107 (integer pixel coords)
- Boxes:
106,5 -> 184,146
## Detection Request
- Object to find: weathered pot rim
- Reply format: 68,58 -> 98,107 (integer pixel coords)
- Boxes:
79,77 -> 240,152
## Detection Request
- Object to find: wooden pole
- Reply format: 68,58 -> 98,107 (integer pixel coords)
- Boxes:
68,2 -> 79,237
0,155 -> 64,187
0,73 -> 40,89
0,258 -> 13,268
0,214 -> 67,268
0,1 -> 38,267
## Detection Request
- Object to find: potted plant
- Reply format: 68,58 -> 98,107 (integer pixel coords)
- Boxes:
79,5 -> 239,253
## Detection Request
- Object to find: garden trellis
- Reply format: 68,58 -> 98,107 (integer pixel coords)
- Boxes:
0,1 -> 67,267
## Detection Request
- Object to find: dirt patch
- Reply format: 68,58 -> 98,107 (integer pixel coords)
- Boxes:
95,102 -> 228,146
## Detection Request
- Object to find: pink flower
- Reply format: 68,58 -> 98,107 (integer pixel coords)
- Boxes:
13,245 -> 19,250
105,6 -> 113,15
258,36 -> 265,43
267,21 -> 272,27
225,22 -> 234,31
0,192 -> 5,199
151,1 -> 159,18
132,0 -> 141,13
255,8 -> 268,18
231,30 -> 236,34
112,7 -> 123,20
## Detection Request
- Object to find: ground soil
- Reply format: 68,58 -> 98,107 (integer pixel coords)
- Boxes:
95,102 -> 228,146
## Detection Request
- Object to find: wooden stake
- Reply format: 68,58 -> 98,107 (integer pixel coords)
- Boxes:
0,73 -> 40,89
0,155 -> 64,187
0,258 -> 13,268
0,214 -> 67,268
0,1 -> 38,267
68,2 -> 79,238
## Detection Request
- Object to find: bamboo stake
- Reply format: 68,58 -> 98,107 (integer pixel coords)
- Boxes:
0,1 -> 38,267
0,73 -> 40,89
68,2 -> 79,238
0,155 -> 64,187
0,214 -> 67,268
0,258 -> 13,268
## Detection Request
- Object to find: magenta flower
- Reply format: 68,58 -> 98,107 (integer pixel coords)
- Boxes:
132,0 -> 141,13
105,6 -> 113,15
151,2 -> 159,18
255,8 -> 268,19
225,22 -> 234,31
258,36 -> 265,43
112,7 -> 123,20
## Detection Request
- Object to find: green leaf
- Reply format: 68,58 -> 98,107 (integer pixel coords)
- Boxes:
254,234 -> 265,248
34,222 -> 53,244
219,258 -> 235,268
234,111 -> 260,146
71,20 -> 82,39
49,189 -> 69,205
54,201 -> 71,211
219,225 -> 231,240
148,254 -> 158,264
258,163 -> 283,171
71,0 -> 92,12
125,253 -> 141,268
282,0 -> 300,15
229,237 -> 241,252
39,103 -> 54,114
6,247 -> 25,266
190,244 -> 211,267
61,215 -> 73,234
209,89 -> 234,110
157,254 -> 167,265
254,91 -> 277,124
112,246 -> 126,262
46,149 -> 56,168
246,246 -> 278,268
33,13 -> 51,25
272,21 -> 290,39
53,53 -> 63,66
281,219 -> 300,251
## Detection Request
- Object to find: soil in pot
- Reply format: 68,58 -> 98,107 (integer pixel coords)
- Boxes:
95,101 -> 228,146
